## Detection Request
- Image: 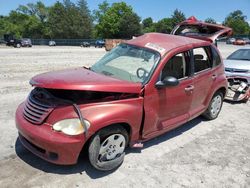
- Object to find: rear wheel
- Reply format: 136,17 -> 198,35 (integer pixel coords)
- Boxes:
203,92 -> 223,120
16,43 -> 21,48
88,125 -> 128,171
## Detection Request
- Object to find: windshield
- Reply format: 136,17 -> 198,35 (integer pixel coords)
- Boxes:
91,44 -> 160,83
227,49 -> 250,61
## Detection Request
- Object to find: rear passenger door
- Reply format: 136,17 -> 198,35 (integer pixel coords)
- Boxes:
189,46 -> 213,118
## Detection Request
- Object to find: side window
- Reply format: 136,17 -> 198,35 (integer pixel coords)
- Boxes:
193,47 -> 212,73
211,46 -> 221,67
161,51 -> 191,80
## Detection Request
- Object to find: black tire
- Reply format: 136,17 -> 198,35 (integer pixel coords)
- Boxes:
88,125 -> 129,171
202,92 -> 223,120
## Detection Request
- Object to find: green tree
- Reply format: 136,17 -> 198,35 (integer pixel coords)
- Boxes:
205,18 -> 217,24
77,0 -> 93,38
93,0 -> 109,23
142,17 -> 155,33
155,18 -> 173,34
171,9 -> 186,27
48,0 -> 93,39
94,2 -> 141,38
223,10 -> 250,35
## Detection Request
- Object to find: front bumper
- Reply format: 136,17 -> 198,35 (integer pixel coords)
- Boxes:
225,72 -> 250,84
16,103 -> 85,165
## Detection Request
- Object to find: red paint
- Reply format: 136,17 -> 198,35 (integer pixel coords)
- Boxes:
16,31 -> 228,165
30,68 -> 141,93
171,17 -> 232,43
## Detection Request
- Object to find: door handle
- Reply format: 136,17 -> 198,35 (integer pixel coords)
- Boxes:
185,85 -> 194,92
212,74 -> 217,80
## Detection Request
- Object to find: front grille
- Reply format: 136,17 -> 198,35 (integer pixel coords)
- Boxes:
23,94 -> 53,125
225,68 -> 248,73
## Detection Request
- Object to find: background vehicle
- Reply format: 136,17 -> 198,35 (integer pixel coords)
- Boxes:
242,37 -> 250,44
224,49 -> 250,102
21,38 -> 32,47
95,40 -> 105,48
4,34 -> 32,48
226,37 -> 236,44
49,40 -> 56,46
4,34 -> 21,47
80,41 -> 90,47
233,38 -> 246,45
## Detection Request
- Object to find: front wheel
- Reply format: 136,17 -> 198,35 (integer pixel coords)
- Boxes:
88,125 -> 128,171
202,92 -> 223,120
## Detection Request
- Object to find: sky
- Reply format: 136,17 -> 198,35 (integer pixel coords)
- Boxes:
0,0 -> 249,23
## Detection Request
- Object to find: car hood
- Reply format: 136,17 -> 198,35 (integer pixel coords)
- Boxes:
30,68 -> 142,93
171,16 -> 232,43
224,59 -> 250,70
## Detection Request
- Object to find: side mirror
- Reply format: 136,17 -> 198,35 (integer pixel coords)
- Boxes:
155,76 -> 179,89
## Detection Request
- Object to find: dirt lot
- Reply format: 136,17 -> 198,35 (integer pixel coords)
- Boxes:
0,43 -> 249,188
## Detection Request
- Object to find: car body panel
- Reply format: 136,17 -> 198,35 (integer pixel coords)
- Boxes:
171,16 -> 232,43
224,54 -> 250,84
30,68 -> 142,94
16,103 -> 85,165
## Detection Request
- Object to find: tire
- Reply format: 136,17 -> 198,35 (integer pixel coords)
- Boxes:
16,43 -> 21,48
202,92 -> 223,120
88,125 -> 129,171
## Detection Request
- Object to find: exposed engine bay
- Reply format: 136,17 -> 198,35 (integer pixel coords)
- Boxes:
32,87 -> 139,106
226,77 -> 250,102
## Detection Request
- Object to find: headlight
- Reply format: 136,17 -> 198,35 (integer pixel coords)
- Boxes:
52,119 -> 90,136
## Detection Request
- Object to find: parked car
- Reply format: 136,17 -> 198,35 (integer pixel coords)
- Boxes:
21,38 -> 32,47
242,37 -> 250,44
80,41 -> 90,47
95,40 -> 105,48
233,38 -> 246,45
5,37 -> 32,48
16,18 -> 231,171
49,41 -> 56,46
4,34 -> 22,48
224,49 -> 250,102
226,37 -> 236,44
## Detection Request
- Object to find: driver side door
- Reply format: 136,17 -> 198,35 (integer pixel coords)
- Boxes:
142,50 -> 194,138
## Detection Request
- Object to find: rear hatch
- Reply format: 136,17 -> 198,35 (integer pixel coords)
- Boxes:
171,16 -> 232,43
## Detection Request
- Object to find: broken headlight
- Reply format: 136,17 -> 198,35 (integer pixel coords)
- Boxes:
52,118 -> 90,136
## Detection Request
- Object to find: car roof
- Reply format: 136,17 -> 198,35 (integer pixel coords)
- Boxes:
125,33 -> 210,56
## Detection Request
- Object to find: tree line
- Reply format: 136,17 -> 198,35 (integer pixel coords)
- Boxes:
0,0 -> 249,39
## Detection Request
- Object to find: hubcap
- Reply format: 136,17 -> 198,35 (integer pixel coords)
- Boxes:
210,95 -> 222,117
99,134 -> 126,161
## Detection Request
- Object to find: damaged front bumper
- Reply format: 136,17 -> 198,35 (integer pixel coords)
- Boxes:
225,76 -> 250,102
16,103 -> 85,165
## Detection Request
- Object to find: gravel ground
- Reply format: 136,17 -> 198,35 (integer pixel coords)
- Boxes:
0,43 -> 249,188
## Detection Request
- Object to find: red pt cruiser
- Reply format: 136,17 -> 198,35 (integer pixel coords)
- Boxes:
16,19 -> 231,171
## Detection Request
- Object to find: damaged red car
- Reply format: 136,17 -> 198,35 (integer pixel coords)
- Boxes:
16,18 -> 231,171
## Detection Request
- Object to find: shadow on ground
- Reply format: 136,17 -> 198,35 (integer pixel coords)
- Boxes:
15,116 -> 203,179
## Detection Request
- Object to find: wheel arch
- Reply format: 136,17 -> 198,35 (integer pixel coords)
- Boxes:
215,86 -> 227,98
81,122 -> 132,155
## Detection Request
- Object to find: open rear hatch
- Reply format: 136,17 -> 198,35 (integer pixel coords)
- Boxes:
171,16 -> 232,43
